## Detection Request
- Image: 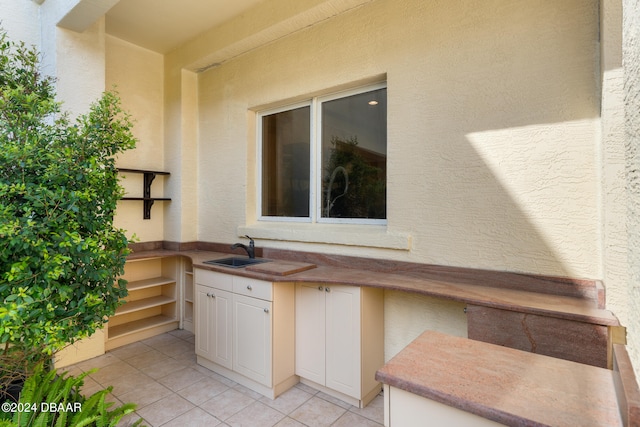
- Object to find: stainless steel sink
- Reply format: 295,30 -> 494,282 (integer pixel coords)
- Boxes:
203,257 -> 270,268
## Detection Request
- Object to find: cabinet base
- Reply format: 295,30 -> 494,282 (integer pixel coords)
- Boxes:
299,377 -> 382,408
197,356 -> 298,400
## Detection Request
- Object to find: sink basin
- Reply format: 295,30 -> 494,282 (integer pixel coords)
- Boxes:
203,257 -> 270,268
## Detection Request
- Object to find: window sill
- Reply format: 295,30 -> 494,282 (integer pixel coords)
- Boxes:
238,222 -> 411,251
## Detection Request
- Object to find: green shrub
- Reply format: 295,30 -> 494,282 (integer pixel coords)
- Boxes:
0,26 -> 136,377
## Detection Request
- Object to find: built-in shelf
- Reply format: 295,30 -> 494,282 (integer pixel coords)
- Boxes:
126,277 -> 175,292
114,296 -> 175,316
108,315 -> 177,340
106,256 -> 180,350
118,168 -> 171,219
182,261 -> 194,333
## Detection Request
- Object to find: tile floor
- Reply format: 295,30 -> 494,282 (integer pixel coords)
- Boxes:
64,330 -> 384,427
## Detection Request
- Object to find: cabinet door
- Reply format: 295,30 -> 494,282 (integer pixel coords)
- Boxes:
195,284 -> 214,360
325,285 -> 361,399
295,283 -> 326,385
211,288 -> 233,370
233,294 -> 272,387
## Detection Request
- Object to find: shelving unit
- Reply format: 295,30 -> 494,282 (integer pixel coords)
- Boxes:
182,259 -> 194,333
117,168 -> 171,219
106,257 -> 180,350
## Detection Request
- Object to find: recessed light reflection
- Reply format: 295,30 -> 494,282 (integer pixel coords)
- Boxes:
368,100 -> 379,106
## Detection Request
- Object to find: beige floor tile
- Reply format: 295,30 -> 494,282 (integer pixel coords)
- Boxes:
233,383 -> 265,400
108,341 -> 153,360
168,329 -> 196,340
136,394 -> 195,426
332,411 -> 384,427
143,333 -> 184,348
154,339 -> 195,358
177,376 -> 230,405
74,352 -> 121,371
89,360 -> 138,385
158,367 -> 205,391
117,381 -> 174,409
259,386 -> 313,414
289,396 -> 348,426
125,349 -> 172,369
140,358 -> 190,380
274,417 -> 307,427
117,410 -> 145,427
79,375 -> 103,396
200,388 -> 255,421
349,394 -> 384,423
160,407 -> 223,427
109,371 -> 158,395
316,391 -> 352,409
293,382 -> 320,396
226,401 -> 286,427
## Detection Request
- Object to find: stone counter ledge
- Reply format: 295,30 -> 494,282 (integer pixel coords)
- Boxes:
375,330 -> 626,427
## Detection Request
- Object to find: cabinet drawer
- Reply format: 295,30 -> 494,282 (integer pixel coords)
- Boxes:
233,276 -> 272,301
195,269 -> 233,292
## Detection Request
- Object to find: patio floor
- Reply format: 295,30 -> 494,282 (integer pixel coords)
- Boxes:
64,330 -> 384,426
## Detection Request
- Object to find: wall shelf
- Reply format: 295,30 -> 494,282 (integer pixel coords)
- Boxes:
118,168 -> 171,219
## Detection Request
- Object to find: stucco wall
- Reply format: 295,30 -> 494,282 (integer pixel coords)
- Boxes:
195,0 -> 600,277
189,0 -> 601,358
107,36 -> 166,242
623,0 -> 640,379
0,0 -> 41,48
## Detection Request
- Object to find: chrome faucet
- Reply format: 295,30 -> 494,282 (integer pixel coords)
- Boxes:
231,235 -> 255,259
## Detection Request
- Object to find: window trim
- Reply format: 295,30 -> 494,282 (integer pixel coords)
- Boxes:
256,82 -> 387,225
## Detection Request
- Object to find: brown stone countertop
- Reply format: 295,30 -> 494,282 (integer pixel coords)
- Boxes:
375,330 -> 623,427
127,249 -> 618,327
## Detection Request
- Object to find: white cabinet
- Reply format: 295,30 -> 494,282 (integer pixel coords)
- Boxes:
233,293 -> 272,385
295,282 -> 384,408
195,283 -> 232,369
194,268 -> 296,399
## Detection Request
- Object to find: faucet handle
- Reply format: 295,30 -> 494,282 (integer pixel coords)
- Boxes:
245,235 -> 254,246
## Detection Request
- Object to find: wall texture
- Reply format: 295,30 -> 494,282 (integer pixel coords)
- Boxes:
624,0 -> 640,379
107,36 -> 166,242
0,0 -> 41,48
188,0 -> 602,357
194,0 -> 600,277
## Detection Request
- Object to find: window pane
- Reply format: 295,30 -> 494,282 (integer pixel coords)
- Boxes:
321,88 -> 386,219
261,106 -> 310,217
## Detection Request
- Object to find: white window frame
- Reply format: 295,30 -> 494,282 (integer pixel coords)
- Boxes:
257,82 -> 387,225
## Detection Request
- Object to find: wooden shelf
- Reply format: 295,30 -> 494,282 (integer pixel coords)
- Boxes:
108,315 -> 177,340
127,277 -> 175,291
114,295 -> 175,316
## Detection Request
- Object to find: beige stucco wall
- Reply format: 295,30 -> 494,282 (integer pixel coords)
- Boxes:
178,0 -> 602,357
194,0 -> 601,278
0,0 -> 41,49
107,36 -> 167,242
624,0 -> 640,379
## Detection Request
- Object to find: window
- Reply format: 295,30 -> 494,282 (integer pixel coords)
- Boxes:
258,84 -> 387,224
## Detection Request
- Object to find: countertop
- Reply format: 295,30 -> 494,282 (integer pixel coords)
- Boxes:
128,249 -> 617,327
375,330 -> 623,427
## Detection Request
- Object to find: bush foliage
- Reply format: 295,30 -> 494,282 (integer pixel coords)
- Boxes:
0,29 -> 136,365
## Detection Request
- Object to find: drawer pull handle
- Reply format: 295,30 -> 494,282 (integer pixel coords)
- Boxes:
247,285 -> 252,291
264,308 -> 269,313
318,286 -> 323,291
325,287 -> 331,292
